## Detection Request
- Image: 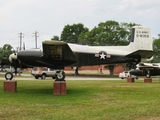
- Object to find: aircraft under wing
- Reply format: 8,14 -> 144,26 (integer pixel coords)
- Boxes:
137,63 -> 160,69
42,40 -> 78,65
130,63 -> 160,78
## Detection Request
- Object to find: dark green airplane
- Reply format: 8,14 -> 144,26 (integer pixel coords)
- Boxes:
6,26 -> 153,81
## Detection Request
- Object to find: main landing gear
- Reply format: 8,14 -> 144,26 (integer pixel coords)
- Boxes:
55,70 -> 65,81
146,70 -> 151,78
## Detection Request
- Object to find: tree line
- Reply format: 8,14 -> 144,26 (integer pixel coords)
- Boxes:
52,20 -> 136,46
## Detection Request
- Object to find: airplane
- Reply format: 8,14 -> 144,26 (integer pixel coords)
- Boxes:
6,26 -> 153,81
130,63 -> 160,78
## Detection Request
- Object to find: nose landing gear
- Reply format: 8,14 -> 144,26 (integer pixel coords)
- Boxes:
5,72 -> 14,80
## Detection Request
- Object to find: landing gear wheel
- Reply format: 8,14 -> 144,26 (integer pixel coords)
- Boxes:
5,72 -> 13,80
146,73 -> 150,78
41,74 -> 46,79
55,71 -> 65,81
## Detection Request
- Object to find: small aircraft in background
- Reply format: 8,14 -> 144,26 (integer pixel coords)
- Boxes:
6,26 -> 153,81
130,63 -> 160,78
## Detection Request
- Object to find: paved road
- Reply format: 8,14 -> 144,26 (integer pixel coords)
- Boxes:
1,72 -> 160,81
0,76 -> 122,81
0,72 -> 122,80
1,76 -> 159,81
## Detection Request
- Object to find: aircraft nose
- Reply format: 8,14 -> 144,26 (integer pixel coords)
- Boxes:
9,53 -> 17,63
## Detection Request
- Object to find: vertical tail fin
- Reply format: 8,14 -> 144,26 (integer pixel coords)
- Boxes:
127,26 -> 153,58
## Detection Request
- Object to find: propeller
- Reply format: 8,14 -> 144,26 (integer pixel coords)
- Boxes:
9,52 -> 19,75
9,52 -> 17,63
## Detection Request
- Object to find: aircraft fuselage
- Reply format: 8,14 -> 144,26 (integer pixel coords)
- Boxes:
74,52 -> 138,66
16,50 -> 139,69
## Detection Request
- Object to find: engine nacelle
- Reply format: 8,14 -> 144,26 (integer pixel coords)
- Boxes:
130,69 -> 160,77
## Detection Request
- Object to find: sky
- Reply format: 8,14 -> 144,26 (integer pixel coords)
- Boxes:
0,0 -> 160,50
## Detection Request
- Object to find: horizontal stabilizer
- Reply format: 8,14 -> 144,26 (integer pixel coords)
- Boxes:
126,50 -> 154,58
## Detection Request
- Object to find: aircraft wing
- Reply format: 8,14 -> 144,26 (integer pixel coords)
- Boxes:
42,40 -> 78,65
137,63 -> 160,69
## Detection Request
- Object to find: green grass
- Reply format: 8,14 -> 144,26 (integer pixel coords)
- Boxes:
1,80 -> 160,120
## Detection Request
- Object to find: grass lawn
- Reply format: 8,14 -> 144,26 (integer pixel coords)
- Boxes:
0,79 -> 160,120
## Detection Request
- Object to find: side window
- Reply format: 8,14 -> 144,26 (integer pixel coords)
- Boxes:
42,67 -> 47,71
33,67 -> 38,71
49,68 -> 54,71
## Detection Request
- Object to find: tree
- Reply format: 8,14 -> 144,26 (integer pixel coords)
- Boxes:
78,27 -> 99,45
51,36 -> 59,41
120,22 -> 136,42
152,38 -> 160,62
0,44 -> 14,69
78,20 -> 134,46
95,20 -> 133,46
60,23 -> 89,43
104,64 -> 115,76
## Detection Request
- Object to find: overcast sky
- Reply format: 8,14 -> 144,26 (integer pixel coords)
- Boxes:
0,0 -> 159,49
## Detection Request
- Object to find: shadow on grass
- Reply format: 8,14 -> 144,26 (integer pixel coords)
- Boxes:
66,74 -> 118,78
16,86 -> 90,97
18,87 -> 53,95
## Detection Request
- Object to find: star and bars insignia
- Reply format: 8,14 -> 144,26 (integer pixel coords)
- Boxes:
95,51 -> 111,59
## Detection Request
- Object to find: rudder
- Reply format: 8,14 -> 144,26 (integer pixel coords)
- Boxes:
127,26 -> 153,59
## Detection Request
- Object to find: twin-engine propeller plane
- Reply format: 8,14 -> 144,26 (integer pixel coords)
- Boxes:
6,26 -> 153,81
130,63 -> 160,78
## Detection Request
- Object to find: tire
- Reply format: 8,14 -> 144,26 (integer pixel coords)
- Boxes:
41,74 -> 46,79
146,73 -> 150,78
35,76 -> 39,79
5,72 -> 13,80
52,76 -> 55,79
55,71 -> 65,81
